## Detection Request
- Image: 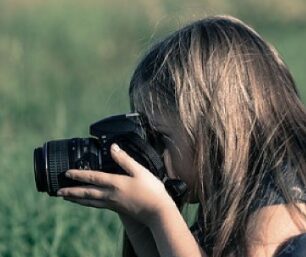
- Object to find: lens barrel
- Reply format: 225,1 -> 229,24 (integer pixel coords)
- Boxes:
34,138 -> 101,196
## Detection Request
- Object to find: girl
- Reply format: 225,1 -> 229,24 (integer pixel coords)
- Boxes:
57,16 -> 306,257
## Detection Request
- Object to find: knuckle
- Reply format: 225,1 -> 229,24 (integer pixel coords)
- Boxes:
104,191 -> 112,200
111,178 -> 122,192
107,184 -> 120,200
69,172 -> 76,180
65,190 -> 73,197
61,189 -> 68,195
87,173 -> 96,184
109,184 -> 120,194
83,189 -> 91,198
106,192 -> 117,204
97,176 -> 106,186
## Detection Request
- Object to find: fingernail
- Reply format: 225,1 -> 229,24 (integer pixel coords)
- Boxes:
57,190 -> 64,196
111,143 -> 121,152
65,171 -> 71,178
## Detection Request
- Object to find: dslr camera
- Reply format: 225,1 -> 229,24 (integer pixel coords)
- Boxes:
33,113 -> 187,204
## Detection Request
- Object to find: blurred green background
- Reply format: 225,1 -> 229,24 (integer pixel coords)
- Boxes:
0,0 -> 305,256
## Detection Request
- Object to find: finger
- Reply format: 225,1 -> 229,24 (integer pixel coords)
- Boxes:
110,143 -> 146,177
63,197 -> 112,209
57,185 -> 112,200
66,169 -> 118,187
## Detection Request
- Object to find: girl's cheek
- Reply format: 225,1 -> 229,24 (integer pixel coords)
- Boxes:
163,149 -> 176,179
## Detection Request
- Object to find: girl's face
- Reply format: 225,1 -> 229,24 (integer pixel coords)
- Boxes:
149,111 -> 198,203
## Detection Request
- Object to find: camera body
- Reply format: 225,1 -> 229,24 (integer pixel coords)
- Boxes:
34,113 -> 150,195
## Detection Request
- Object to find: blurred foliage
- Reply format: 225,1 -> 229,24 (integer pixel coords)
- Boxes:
0,0 -> 305,256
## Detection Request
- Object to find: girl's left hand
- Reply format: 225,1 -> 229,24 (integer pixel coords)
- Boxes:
57,143 -> 176,225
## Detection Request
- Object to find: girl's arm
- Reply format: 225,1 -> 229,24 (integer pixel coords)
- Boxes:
120,213 -> 160,257
121,209 -> 207,257
147,202 -> 207,257
57,144 -> 207,257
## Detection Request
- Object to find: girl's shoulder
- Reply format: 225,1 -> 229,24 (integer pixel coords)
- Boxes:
190,164 -> 306,256
190,203 -> 306,256
246,203 -> 306,257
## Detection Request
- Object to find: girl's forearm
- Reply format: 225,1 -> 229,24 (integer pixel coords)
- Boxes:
148,205 -> 207,257
120,214 -> 160,257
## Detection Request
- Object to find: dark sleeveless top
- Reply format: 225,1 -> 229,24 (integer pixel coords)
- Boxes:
275,233 -> 306,256
190,166 -> 306,256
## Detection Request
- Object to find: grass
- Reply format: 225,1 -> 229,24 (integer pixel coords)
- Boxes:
0,1 -> 305,256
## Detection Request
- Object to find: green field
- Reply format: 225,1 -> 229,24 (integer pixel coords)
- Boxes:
0,1 -> 305,256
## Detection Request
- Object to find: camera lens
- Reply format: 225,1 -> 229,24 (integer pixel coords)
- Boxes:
33,138 -> 102,196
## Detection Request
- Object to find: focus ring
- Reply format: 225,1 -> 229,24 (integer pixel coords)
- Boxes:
47,140 -> 69,193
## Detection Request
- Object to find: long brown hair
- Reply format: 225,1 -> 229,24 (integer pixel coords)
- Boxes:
127,15 -> 306,257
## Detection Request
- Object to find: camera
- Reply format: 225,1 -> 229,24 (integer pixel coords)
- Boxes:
34,113 -> 160,195
33,113 -> 187,203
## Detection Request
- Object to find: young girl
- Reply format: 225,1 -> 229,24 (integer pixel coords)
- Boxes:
57,16 -> 306,257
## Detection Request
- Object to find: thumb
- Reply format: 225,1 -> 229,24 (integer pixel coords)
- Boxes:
110,143 -> 146,177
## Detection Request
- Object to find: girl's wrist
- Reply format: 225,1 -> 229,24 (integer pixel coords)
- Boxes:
147,197 -> 179,230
